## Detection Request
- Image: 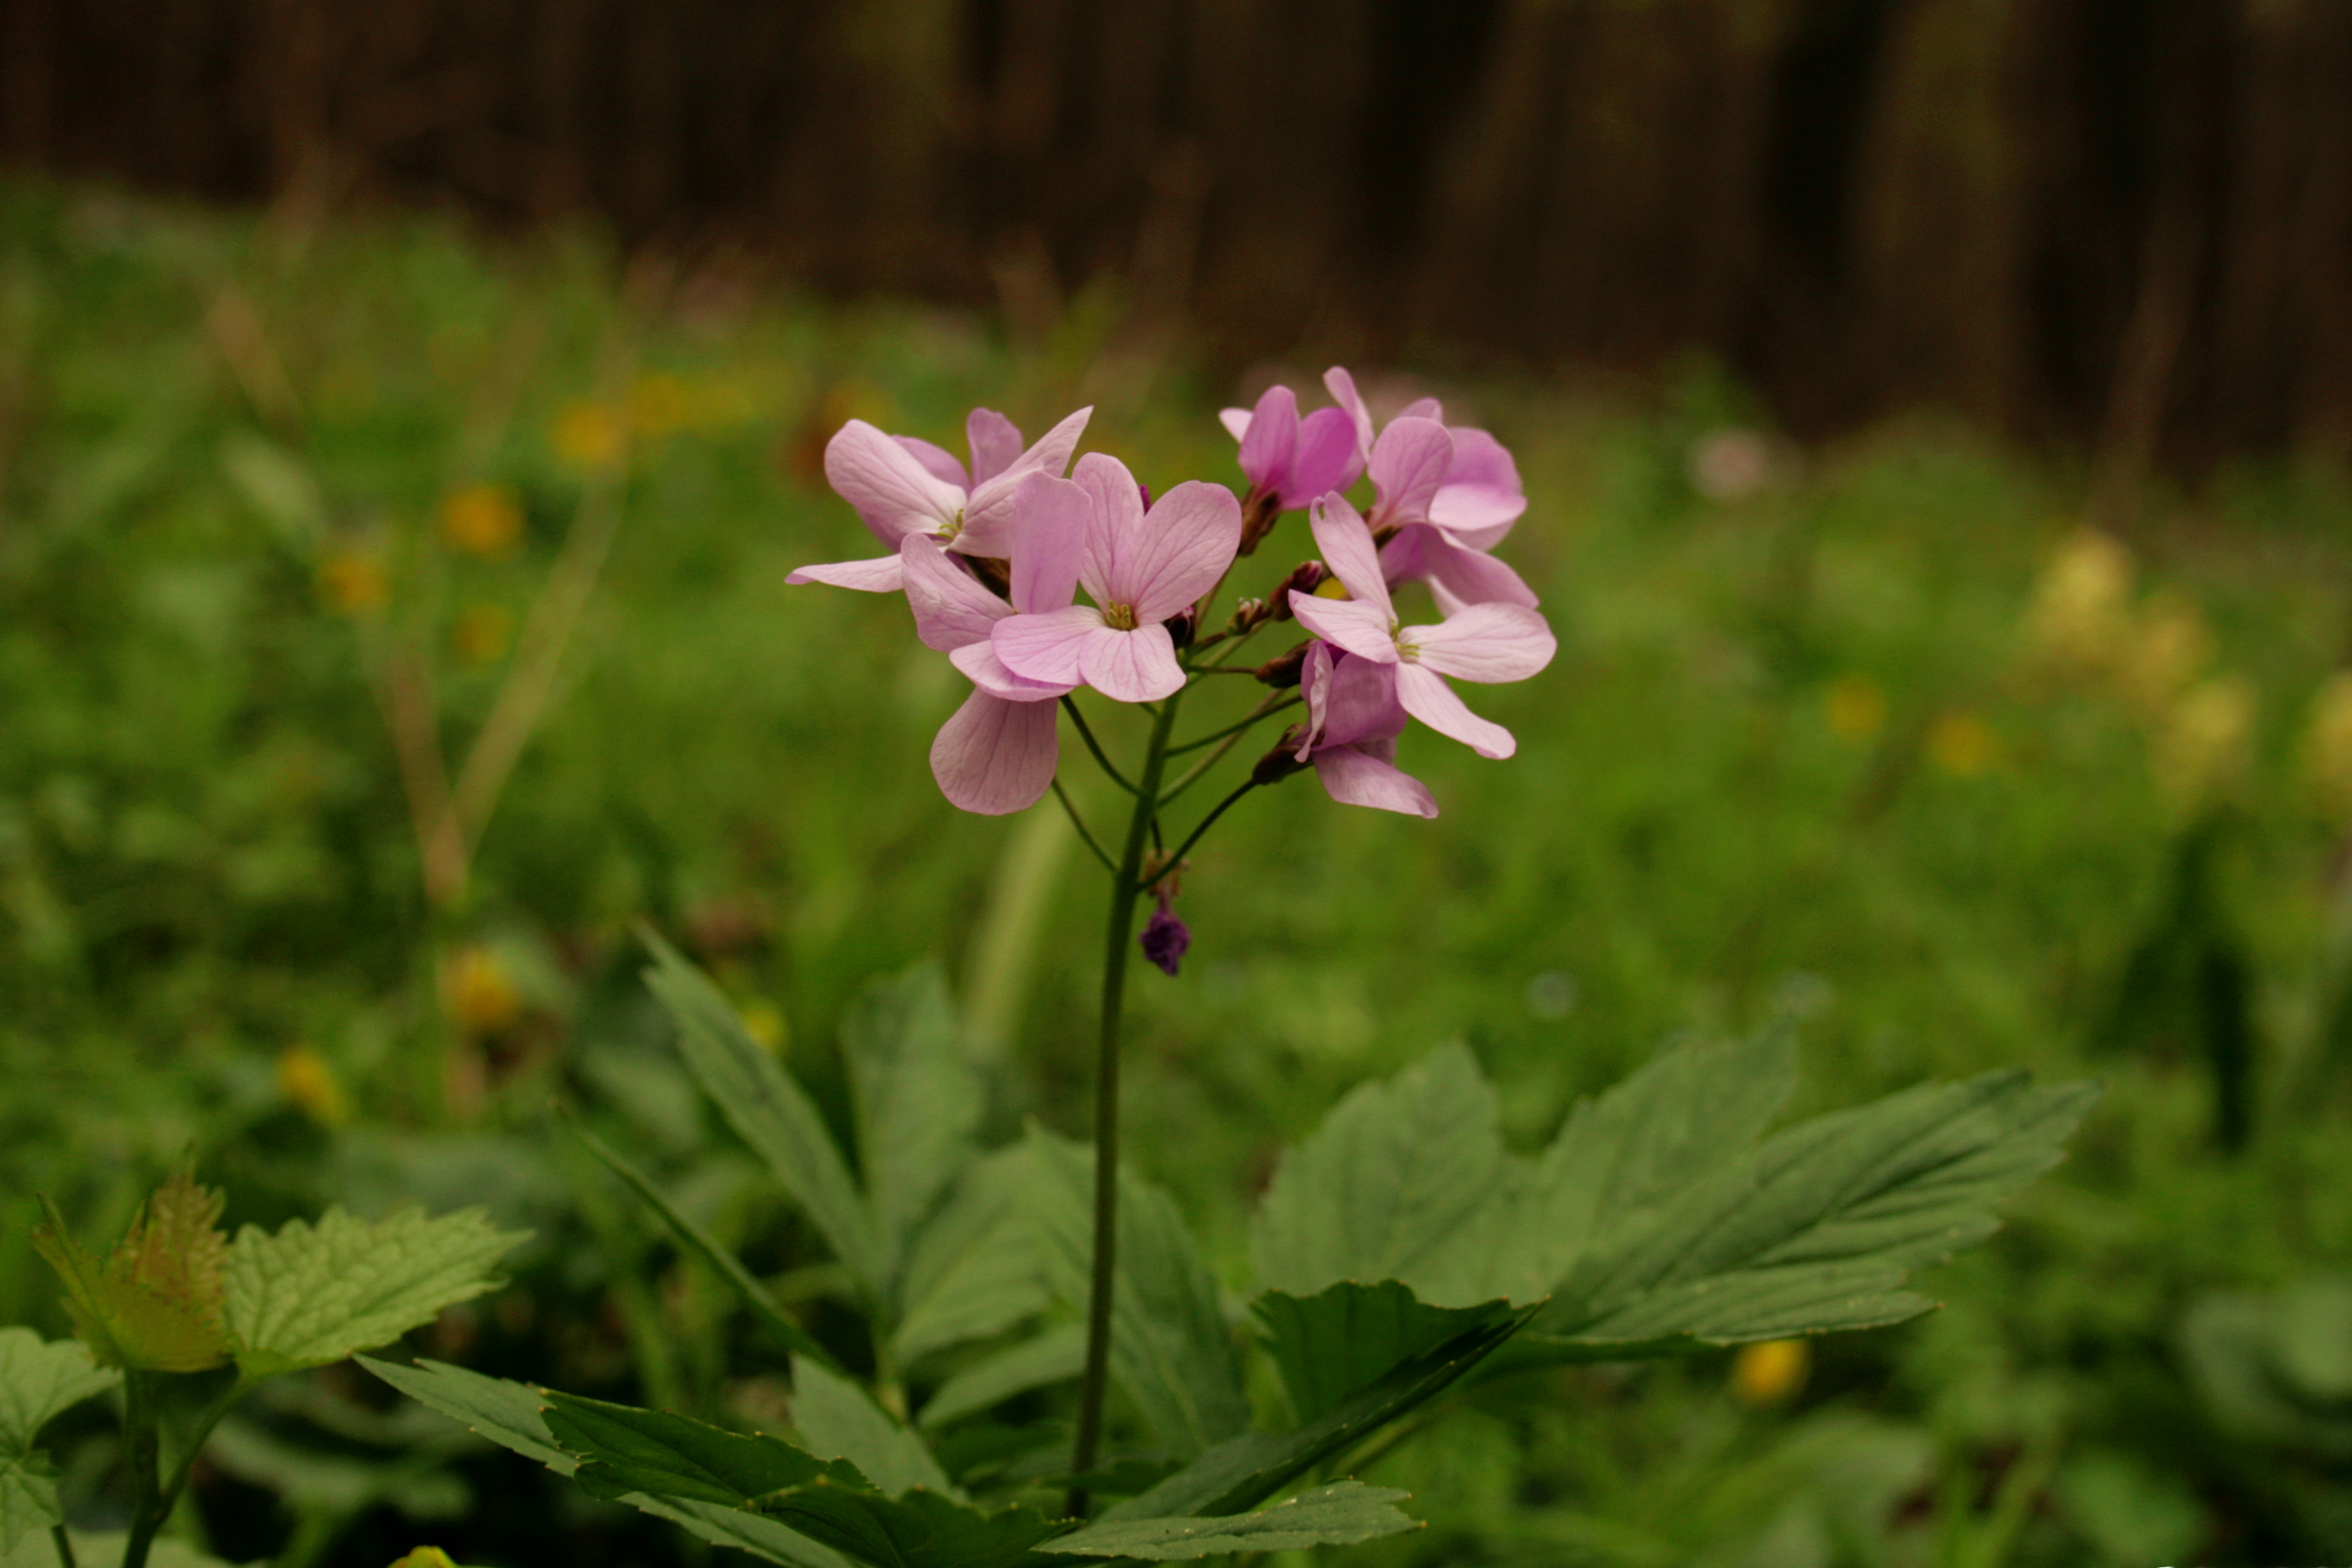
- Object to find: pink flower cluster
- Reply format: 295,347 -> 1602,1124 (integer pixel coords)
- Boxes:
788,371 -> 1556,818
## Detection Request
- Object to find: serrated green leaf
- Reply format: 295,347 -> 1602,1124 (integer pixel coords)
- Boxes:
563,1111 -> 844,1373
32,1176 -> 231,1373
1248,1044 -> 1509,1301
1,1530 -> 231,1568
918,1323 -> 1085,1431
0,1328 -> 120,1454
764,1485 -> 1068,1568
0,1454 -> 58,1555
547,1392 -> 849,1508
1251,1283 -> 1516,1425
1044,1482 -> 1419,1559
895,1148 -> 1054,1365
226,1207 -> 526,1376
842,964 -> 980,1297
789,1355 -> 955,1498
359,1358 -> 848,1568
644,934 -> 882,1297
1029,1131 -> 1249,1458
1102,1304 -> 1534,1524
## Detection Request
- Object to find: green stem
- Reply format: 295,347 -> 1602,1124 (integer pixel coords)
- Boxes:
1061,697 -> 1137,795
1066,690 -> 1184,1517
1167,695 -> 1298,757
1052,780 -> 1117,874
1140,781 -> 1257,894
118,1373 -> 162,1568
50,1524 -> 75,1568
1161,695 -> 1296,807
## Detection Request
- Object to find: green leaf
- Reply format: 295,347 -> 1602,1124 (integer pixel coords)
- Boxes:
788,1355 -> 955,1498
225,1207 -> 526,1376
1542,1071 -> 2100,1347
1044,1482 -> 1419,1560
563,1111 -> 844,1373
917,1323 -> 1085,1431
359,1358 -> 848,1568
1101,1303 -> 1534,1523
0,1328 -> 120,1454
895,1148 -> 1054,1365
1,1531 -> 232,1568
1248,1044 -> 1509,1301
203,1418 -> 470,1519
1028,1131 -> 1250,1458
0,1454 -> 58,1555
842,963 -> 980,1295
762,1486 -> 1067,1568
1251,1283 -> 1516,1424
644,933 -> 882,1297
32,1174 -> 232,1373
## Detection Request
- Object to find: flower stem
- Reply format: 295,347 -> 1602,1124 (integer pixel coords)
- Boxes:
50,1524 -> 75,1568
120,1373 -> 252,1568
1052,780 -> 1116,873
1067,688 -> 1184,1517
1061,696 -> 1138,795
1140,780 -> 1256,894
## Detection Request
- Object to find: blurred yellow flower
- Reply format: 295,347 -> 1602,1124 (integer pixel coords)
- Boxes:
629,372 -> 694,439
444,944 -> 522,1035
387,1551 -> 460,1568
318,551 -> 389,615
1929,711 -> 2000,776
740,1001 -> 786,1055
2153,674 -> 2255,809
2304,671 -> 2352,817
1732,1338 -> 1809,1405
454,602 -> 514,665
552,401 -> 625,471
2026,529 -> 2133,671
2116,591 -> 2213,717
1824,676 -> 1886,742
276,1043 -> 347,1126
439,484 -> 524,558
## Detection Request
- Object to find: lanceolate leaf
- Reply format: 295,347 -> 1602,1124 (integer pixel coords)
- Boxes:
841,963 -> 980,1294
0,1328 -> 120,1453
917,1322 -> 1085,1431
225,1207 -> 526,1376
895,1147 -> 1054,1365
1251,1282 -> 1516,1425
644,934 -> 882,1297
1044,1482 -> 1419,1560
788,1355 -> 956,1498
1030,1131 -> 1250,1458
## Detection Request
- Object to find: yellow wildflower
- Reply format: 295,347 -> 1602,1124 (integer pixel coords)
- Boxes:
318,551 -> 389,615
387,1551 -> 461,1568
444,944 -> 521,1035
439,484 -> 524,558
1929,711 -> 2000,776
2026,529 -> 2133,673
1732,1338 -> 1810,1405
1824,676 -> 1886,742
2303,671 -> 2352,818
552,401 -> 625,471
276,1043 -> 348,1126
454,603 -> 514,666
740,1001 -> 786,1055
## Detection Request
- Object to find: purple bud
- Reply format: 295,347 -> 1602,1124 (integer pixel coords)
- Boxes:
1137,481 -> 1153,511
1140,899 -> 1190,977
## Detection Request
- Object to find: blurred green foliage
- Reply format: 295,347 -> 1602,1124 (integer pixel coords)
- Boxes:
6,177 -> 2352,1564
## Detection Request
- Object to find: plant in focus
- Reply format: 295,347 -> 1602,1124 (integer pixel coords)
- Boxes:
347,368 -> 2099,1564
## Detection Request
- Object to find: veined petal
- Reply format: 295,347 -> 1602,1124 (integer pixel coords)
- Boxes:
1236,384 -> 1298,492
1218,406 -> 1252,441
1126,481 -> 1242,622
1010,472 -> 1087,615
1397,396 -> 1443,423
1398,525 -> 1540,610
994,604 -> 1106,686
966,408 -> 1024,485
900,534 -> 1007,651
1289,591 -> 1399,664
824,420 -> 966,545
1078,624 -> 1184,703
1008,405 -> 1092,478
1367,416 -> 1454,529
1297,640 -> 1337,757
931,690 -> 1059,816
1396,662 -> 1515,758
1287,406 -> 1364,504
950,639 -> 1070,701
1403,602 -> 1556,682
786,553 -> 906,592
960,406 -> 1094,554
1315,651 -> 1410,749
1315,744 -> 1438,818
1072,452 -> 1145,604
896,435 -> 969,490
1307,494 -> 1393,615
1324,366 -> 1376,461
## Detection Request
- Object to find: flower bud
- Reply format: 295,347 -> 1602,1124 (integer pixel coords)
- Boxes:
1267,561 -> 1324,620
1238,489 -> 1283,555
1140,896 -> 1191,977
1255,641 -> 1312,688
1253,735 -> 1310,787
1163,605 -> 1198,650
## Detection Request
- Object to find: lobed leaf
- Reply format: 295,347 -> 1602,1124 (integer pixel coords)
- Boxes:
788,1355 -> 957,1499
0,1531 -> 231,1568
547,1392 -> 849,1508
894,1147 -> 1054,1365
226,1207 -> 526,1376
763,1486 -> 1067,1568
1251,1282 -> 1516,1425
0,1328 -> 119,1454
0,1455 -> 58,1556
1044,1482 -> 1419,1560
32,1175 -> 231,1373
841,963 -> 981,1298
917,1323 -> 1085,1431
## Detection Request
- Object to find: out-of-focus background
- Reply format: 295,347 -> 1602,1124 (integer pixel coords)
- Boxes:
4,4 -> 2352,1565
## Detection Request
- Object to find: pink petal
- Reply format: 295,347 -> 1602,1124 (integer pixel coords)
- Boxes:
1009,473 -> 1087,615
950,639 -> 1070,701
1289,591 -> 1398,664
824,420 -> 966,546
966,408 -> 1024,485
1218,407 -> 1252,442
899,534 -> 1007,651
1307,494 -> 1393,615
1236,384 -> 1298,492
1367,417 -> 1454,529
1071,452 -> 1144,605
1008,405 -> 1092,479
993,604 -> 1106,686
1403,602 -> 1556,683
1078,624 -> 1184,703
931,690 -> 1059,816
1397,396 -> 1443,423
895,435 -> 970,490
1287,406 -> 1365,503
1438,426 -> 1521,493
1315,744 -> 1438,818
1395,663 -> 1515,758
1324,366 -> 1376,461
786,554 -> 906,591
1296,640 -> 1337,757
1388,524 -> 1539,610
958,405 -> 1094,555
1125,481 -> 1242,623
1315,651 -> 1410,749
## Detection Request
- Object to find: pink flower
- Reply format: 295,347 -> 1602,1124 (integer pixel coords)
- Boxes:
1288,494 -> 1554,759
1293,642 -> 1438,818
1323,368 -> 1535,613
787,406 -> 1092,593
1217,383 -> 1364,510
990,454 -> 1242,704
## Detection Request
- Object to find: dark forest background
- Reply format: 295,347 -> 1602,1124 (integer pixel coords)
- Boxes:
3,0 -> 2349,473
